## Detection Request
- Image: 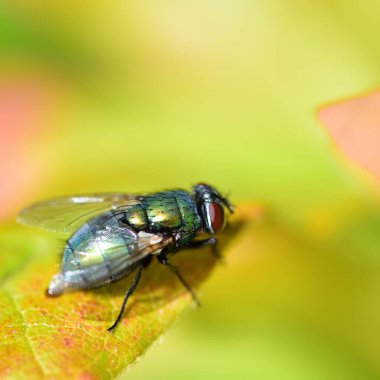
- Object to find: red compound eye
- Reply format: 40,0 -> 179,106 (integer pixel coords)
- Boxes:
208,202 -> 224,232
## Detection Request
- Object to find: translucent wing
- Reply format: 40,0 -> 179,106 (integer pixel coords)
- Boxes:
48,219 -> 173,294
17,193 -> 139,234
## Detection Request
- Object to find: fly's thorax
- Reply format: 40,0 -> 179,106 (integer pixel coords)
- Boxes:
143,192 -> 183,230
143,190 -> 202,245
133,190 -> 203,248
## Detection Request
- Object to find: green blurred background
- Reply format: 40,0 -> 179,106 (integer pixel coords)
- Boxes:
1,1 -> 380,379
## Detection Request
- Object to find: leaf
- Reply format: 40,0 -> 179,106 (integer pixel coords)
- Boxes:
0,204 -> 260,380
318,90 -> 380,180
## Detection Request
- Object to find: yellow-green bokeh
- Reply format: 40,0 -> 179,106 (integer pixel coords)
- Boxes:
1,1 -> 380,379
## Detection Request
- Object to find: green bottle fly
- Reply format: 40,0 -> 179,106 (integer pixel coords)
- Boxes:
17,183 -> 233,331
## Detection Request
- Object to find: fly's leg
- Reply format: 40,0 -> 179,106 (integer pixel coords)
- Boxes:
107,265 -> 143,332
210,238 -> 223,263
157,253 -> 200,306
186,236 -> 216,249
187,237 -> 223,262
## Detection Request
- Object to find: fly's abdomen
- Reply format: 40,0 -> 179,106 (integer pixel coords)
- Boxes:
175,191 -> 202,237
62,213 -> 132,271
49,212 -> 138,295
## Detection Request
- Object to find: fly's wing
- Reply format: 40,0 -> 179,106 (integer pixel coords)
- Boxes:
48,225 -> 173,294
17,193 -> 140,234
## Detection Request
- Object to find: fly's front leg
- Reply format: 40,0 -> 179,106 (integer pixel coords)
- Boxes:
187,237 -> 223,262
157,252 -> 200,306
186,236 -> 216,249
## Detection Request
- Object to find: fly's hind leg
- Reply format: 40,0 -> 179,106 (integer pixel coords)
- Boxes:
107,257 -> 151,332
157,252 -> 200,306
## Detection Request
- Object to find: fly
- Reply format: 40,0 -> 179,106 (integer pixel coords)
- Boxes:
17,183 -> 233,331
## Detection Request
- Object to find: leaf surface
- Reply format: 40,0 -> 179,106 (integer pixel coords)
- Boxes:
0,205 -> 259,380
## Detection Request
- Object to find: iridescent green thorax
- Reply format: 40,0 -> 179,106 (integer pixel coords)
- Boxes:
141,190 -> 201,246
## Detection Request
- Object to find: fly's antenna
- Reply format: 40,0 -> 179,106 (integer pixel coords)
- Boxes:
219,191 -> 234,214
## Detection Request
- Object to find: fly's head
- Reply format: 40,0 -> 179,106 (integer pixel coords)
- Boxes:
193,183 -> 234,235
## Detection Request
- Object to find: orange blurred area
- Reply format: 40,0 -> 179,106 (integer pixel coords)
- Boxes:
319,90 -> 380,180
1,77 -> 52,219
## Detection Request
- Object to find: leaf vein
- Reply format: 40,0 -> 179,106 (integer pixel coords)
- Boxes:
4,287 -> 49,377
